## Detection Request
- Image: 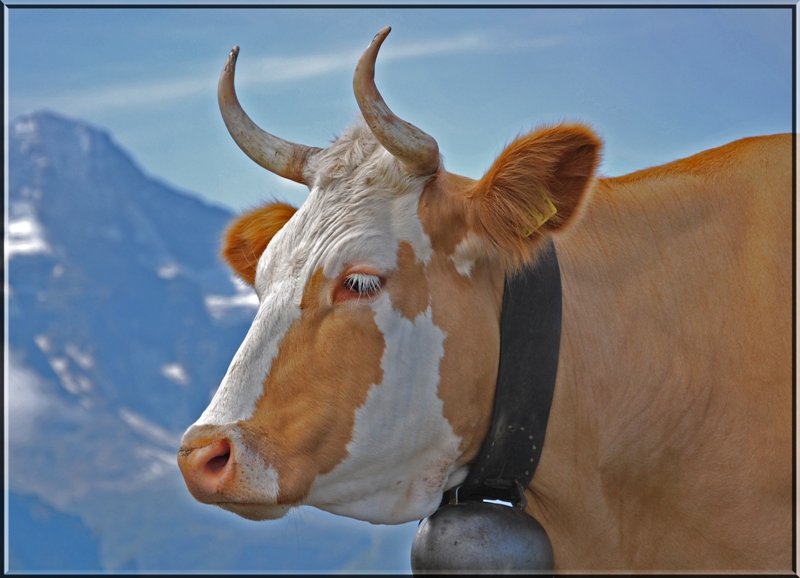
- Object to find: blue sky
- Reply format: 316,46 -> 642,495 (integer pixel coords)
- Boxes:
8,6 -> 793,212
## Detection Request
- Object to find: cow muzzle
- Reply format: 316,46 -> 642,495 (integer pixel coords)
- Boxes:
177,424 -> 289,520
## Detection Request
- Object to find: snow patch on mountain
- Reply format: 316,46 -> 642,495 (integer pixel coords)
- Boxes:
34,334 -> 52,353
119,408 -> 183,450
160,362 -> 190,386
7,200 -> 50,258
47,355 -> 93,395
205,292 -> 259,318
8,353 -> 54,442
65,344 -> 95,370
14,117 -> 40,153
205,275 -> 259,319
157,262 -> 181,280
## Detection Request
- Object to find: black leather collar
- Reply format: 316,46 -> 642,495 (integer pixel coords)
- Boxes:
450,237 -> 562,507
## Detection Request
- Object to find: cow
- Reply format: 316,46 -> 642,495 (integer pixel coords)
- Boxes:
177,27 -> 792,570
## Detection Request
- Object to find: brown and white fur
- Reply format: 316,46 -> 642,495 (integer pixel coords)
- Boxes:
178,28 -> 791,571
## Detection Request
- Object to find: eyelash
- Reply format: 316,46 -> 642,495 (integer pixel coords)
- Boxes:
343,273 -> 382,297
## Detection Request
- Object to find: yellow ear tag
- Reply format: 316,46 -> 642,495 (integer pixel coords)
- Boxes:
522,193 -> 557,237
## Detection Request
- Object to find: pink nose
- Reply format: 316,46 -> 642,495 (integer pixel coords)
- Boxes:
177,437 -> 233,503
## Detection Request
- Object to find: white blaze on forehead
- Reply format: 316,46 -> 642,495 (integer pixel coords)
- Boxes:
303,121 -> 434,279
305,293 -> 463,524
306,153 -> 434,281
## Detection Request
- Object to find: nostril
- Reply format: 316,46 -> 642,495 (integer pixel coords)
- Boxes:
200,438 -> 232,476
178,435 -> 235,501
205,451 -> 230,474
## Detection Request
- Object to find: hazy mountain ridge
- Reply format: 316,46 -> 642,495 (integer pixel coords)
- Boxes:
6,111 -> 417,571
8,112 -> 247,428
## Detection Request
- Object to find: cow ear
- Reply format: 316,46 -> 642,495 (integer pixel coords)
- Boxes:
222,202 -> 297,285
468,124 -> 601,269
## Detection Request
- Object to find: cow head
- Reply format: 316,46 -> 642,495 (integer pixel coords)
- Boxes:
178,27 -> 601,524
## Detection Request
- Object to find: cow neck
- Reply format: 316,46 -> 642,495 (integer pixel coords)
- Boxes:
452,237 -> 562,507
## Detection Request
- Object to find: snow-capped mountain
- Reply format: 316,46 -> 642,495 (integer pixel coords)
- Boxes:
6,112 -> 416,572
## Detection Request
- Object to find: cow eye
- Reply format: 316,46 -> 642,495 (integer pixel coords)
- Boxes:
343,273 -> 382,297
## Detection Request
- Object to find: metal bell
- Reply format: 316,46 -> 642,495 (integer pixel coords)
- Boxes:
410,501 -> 554,573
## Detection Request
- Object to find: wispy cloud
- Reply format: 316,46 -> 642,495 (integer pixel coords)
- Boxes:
234,32 -> 494,85
11,31 -> 569,116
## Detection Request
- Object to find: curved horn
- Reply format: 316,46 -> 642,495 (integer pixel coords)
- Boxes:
218,46 -> 321,185
353,27 -> 440,176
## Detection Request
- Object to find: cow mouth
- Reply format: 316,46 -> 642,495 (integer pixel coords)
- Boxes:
216,501 -> 292,521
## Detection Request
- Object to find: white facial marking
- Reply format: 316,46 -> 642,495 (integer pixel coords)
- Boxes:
304,121 -> 434,281
191,121 -> 434,432
305,293 -> 463,524
227,428 -> 281,501
390,188 -> 433,266
192,278 -> 301,427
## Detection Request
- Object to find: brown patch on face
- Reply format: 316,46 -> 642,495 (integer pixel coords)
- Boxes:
385,241 -> 430,320
428,251 -> 505,465
419,170 -> 509,465
241,268 -> 386,504
418,172 -> 475,258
